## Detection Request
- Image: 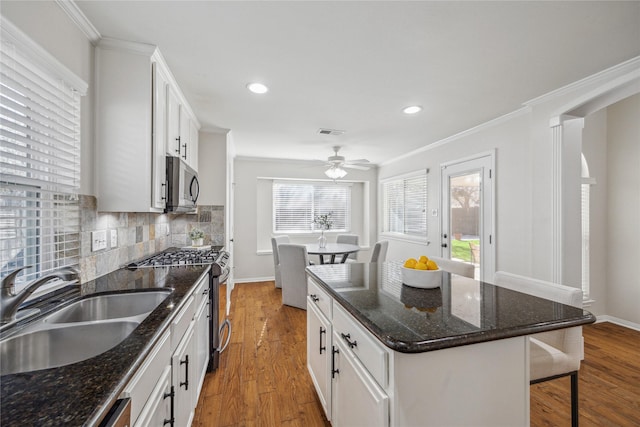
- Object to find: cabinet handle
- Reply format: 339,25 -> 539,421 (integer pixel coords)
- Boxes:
310,294 -> 319,303
180,355 -> 189,390
182,143 -> 187,160
319,326 -> 326,354
163,386 -> 175,426
331,346 -> 340,378
175,136 -> 181,154
341,332 -> 357,349
161,182 -> 167,201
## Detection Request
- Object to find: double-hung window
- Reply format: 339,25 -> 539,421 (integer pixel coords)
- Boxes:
381,171 -> 427,240
273,181 -> 351,233
1,19 -> 86,291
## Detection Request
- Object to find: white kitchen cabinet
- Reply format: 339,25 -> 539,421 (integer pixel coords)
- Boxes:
188,119 -> 199,171
95,38 -> 200,212
134,365 -> 172,427
172,322 -> 196,427
167,86 -> 199,172
167,84 -> 182,160
194,291 -> 210,397
307,298 -> 332,420
332,335 -> 389,427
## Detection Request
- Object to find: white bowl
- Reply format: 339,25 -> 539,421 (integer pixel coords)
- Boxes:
401,267 -> 442,289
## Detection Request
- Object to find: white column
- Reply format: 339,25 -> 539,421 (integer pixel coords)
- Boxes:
550,121 -> 563,283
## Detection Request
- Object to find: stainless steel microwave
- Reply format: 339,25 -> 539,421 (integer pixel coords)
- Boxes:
165,156 -> 199,213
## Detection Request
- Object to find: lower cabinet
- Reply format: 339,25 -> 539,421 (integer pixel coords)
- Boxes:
307,298 -> 332,419
331,336 -> 389,427
172,323 -> 196,427
134,365 -> 172,426
194,296 -> 209,397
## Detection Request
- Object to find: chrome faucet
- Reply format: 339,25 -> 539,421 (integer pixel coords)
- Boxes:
1,266 -> 79,325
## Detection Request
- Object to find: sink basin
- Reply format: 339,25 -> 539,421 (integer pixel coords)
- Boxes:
43,290 -> 171,323
0,321 -> 139,375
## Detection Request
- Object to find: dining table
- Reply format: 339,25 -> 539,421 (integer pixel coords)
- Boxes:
305,243 -> 360,264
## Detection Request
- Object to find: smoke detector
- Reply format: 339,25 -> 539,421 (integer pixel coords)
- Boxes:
317,128 -> 345,136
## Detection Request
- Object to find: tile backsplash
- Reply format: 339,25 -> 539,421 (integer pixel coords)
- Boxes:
78,195 -> 224,283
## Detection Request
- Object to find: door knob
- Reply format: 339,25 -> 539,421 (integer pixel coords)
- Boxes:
441,243 -> 448,248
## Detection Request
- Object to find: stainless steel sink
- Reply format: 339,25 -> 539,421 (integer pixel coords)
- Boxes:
43,290 -> 171,323
0,321 -> 139,375
0,290 -> 172,375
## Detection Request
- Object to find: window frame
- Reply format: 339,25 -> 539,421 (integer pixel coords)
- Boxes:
380,170 -> 428,243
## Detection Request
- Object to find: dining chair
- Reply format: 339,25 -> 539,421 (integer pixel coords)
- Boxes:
370,240 -> 389,263
271,235 -> 290,289
278,244 -> 309,310
336,234 -> 359,262
494,271 -> 584,427
429,256 -> 474,278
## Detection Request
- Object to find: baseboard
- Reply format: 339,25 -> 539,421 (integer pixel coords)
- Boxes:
596,315 -> 640,332
234,276 -> 275,284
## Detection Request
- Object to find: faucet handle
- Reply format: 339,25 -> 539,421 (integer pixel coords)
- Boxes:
1,266 -> 33,292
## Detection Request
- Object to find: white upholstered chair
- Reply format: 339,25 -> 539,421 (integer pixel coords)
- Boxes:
278,244 -> 309,310
271,235 -> 289,289
370,241 -> 389,263
429,256 -> 475,279
494,271 -> 584,427
336,234 -> 359,262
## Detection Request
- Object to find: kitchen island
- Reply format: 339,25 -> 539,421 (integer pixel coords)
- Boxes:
305,261 -> 596,426
0,265 -> 209,426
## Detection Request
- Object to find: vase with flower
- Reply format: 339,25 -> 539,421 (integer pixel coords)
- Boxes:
313,213 -> 333,248
189,228 -> 205,247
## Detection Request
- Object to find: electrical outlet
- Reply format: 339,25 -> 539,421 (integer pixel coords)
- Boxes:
92,230 -> 107,251
110,229 -> 118,248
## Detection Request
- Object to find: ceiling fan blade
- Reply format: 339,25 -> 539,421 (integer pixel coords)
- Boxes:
346,159 -> 370,164
343,164 -> 370,170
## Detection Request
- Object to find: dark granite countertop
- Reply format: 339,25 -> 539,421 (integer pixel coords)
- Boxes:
0,265 -> 210,427
306,261 -> 596,353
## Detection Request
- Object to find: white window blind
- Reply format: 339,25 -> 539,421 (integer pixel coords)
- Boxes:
382,172 -> 427,238
0,25 -> 83,289
273,181 -> 351,233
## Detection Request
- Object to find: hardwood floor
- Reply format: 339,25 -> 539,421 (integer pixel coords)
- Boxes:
194,281 -> 640,426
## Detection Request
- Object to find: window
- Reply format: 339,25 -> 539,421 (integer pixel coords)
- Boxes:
0,20 -> 86,291
273,181 -> 351,233
381,171 -> 427,239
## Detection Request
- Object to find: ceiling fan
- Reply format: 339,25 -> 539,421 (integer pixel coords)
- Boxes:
319,146 -> 371,179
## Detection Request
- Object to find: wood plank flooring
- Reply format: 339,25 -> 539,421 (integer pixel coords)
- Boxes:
194,281 -> 640,426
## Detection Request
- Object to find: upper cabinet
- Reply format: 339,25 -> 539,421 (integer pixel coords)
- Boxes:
95,38 -> 200,212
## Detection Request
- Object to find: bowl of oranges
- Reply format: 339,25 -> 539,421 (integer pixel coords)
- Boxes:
401,255 -> 442,288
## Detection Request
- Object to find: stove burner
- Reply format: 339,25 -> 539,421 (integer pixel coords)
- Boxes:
127,247 -> 224,269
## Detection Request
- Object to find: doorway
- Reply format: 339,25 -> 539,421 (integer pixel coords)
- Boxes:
441,153 -> 494,280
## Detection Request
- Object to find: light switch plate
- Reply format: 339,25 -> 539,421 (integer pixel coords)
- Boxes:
110,229 -> 118,248
92,230 -> 107,251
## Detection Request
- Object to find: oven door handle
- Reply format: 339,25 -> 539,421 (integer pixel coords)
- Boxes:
218,318 -> 231,354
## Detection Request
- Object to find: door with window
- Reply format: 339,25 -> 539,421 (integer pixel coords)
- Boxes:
441,154 -> 494,281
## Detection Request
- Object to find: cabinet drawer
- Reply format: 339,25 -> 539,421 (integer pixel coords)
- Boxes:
307,278 -> 332,320
122,330 -> 170,425
332,303 -> 388,388
171,295 -> 195,352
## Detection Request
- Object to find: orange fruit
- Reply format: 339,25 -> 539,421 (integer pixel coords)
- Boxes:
426,260 -> 438,270
419,255 -> 429,264
415,262 -> 428,270
403,258 -> 417,269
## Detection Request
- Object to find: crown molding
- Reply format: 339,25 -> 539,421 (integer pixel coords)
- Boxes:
55,0 -> 101,45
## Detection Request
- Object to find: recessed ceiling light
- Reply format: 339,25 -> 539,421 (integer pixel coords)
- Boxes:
246,82 -> 268,94
402,105 -> 422,115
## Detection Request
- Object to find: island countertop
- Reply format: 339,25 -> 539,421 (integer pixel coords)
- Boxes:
0,265 -> 209,427
306,261 -> 596,353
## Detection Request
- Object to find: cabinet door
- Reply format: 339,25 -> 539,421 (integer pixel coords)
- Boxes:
151,62 -> 169,209
332,337 -> 389,427
194,297 -> 209,396
188,118 -> 199,171
179,106 -> 190,163
166,85 -> 182,158
307,299 -> 332,420
134,365 -> 172,427
172,324 -> 196,427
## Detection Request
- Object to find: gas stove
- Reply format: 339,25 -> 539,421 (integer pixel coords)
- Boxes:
128,246 -> 222,268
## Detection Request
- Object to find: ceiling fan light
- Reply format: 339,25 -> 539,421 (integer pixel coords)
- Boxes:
246,82 -> 268,94
325,166 -> 347,179
402,105 -> 422,115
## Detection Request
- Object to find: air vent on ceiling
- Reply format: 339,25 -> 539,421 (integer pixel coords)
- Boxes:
318,128 -> 345,136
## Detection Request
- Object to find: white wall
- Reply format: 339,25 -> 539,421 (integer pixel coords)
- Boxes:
2,1 -> 96,196
233,157 -> 377,282
198,131 -> 228,206
606,94 -> 640,324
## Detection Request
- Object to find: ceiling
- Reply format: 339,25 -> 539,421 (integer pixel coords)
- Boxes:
75,1 -> 640,166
